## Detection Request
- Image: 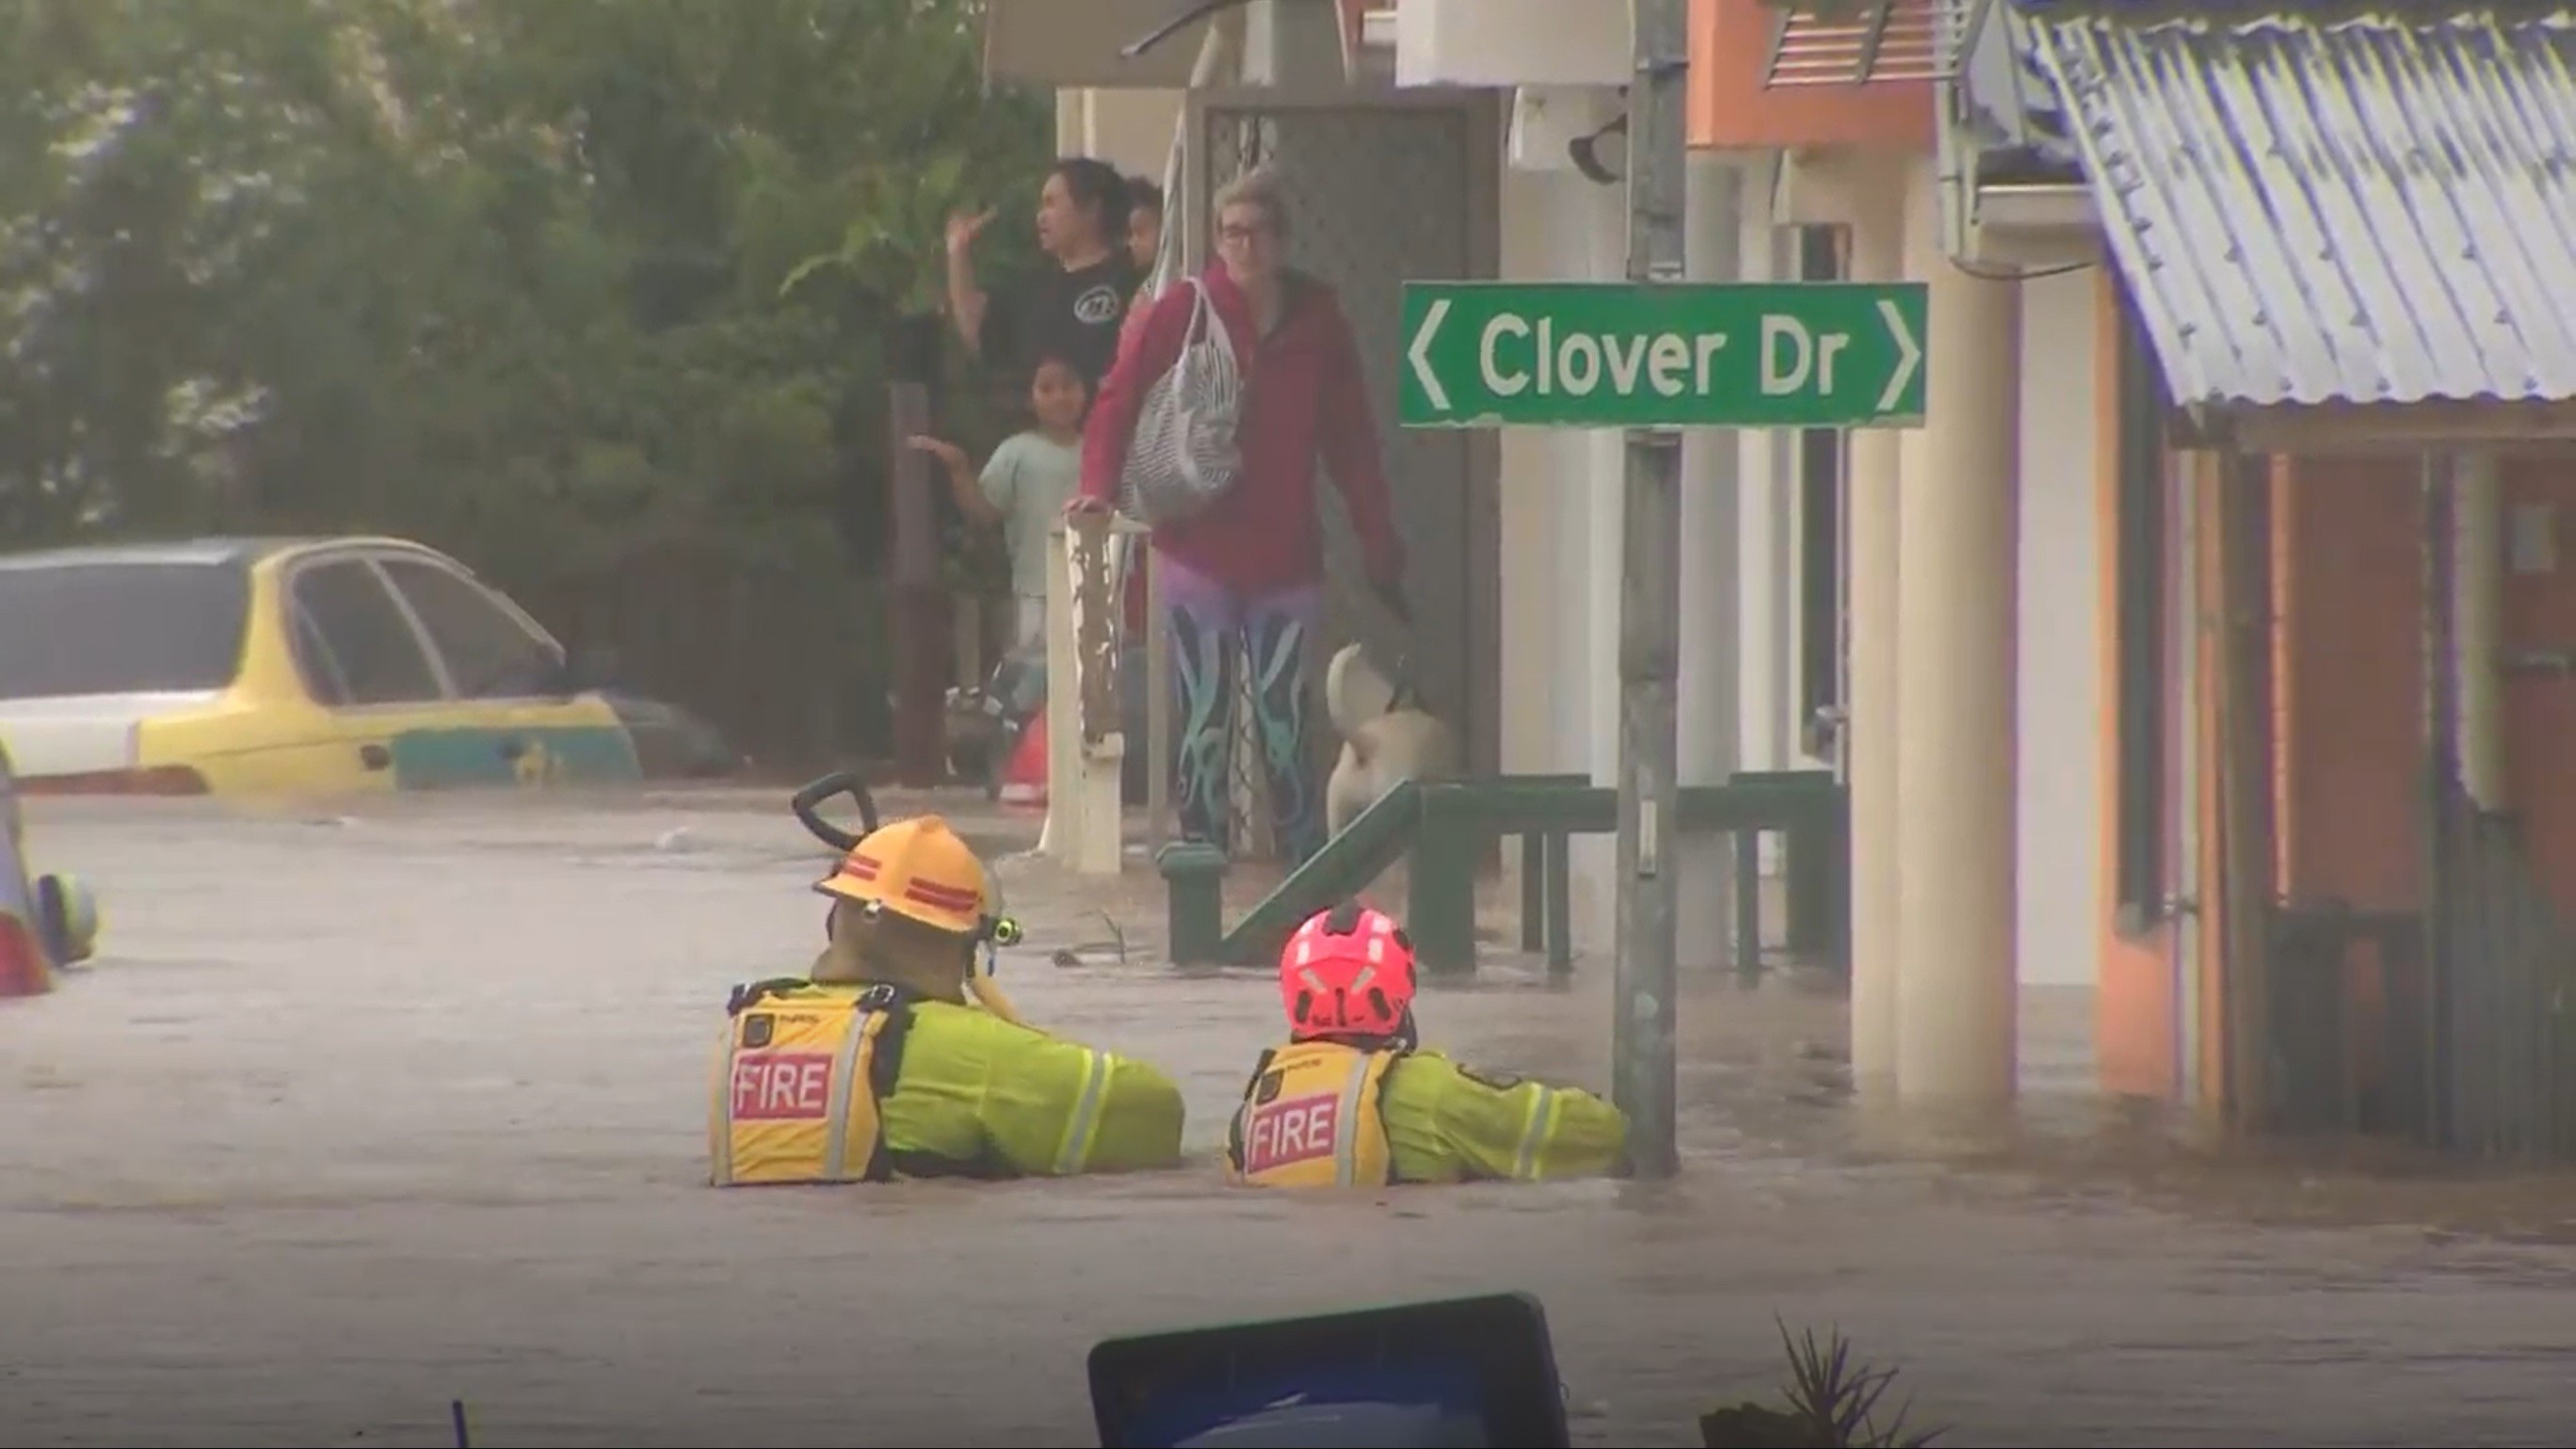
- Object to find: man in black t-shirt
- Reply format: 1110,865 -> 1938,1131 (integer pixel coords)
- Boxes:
945,157 -> 1140,394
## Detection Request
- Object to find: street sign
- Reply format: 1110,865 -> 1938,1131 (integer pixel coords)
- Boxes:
1398,281 -> 1927,430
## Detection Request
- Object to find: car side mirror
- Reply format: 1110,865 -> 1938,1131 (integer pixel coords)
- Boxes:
564,645 -> 622,694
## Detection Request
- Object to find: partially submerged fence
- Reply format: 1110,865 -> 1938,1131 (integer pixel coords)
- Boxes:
505,544 -> 896,777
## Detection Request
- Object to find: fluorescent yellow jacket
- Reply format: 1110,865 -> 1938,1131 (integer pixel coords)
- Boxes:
1224,1038 -> 1630,1188
711,978 -> 1184,1185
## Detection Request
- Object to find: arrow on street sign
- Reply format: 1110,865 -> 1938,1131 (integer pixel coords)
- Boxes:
1873,296 -> 1921,414
1407,296 -> 1453,414
1397,281 -> 1930,430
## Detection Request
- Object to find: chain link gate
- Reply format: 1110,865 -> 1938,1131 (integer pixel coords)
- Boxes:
1181,88 -> 1501,861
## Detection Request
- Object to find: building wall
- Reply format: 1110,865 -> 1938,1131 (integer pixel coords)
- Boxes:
1056,89 -> 1185,180
2016,266 -> 2105,989
2496,458 -> 2576,896
1497,154 -> 1820,951
2271,451 -> 2576,910
1395,0 -> 1629,88
2095,431 -> 2576,1109
1495,165 -> 1567,778
2275,457 -> 2425,912
1495,160 -> 1620,809
1734,196 -> 1804,789
1503,171 -> 2112,966
1688,0 -> 1933,152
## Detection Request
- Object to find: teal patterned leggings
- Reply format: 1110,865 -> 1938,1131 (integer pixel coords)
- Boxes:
1159,555 -> 1325,867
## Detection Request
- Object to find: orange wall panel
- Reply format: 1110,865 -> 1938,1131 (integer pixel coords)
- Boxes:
2276,458 -> 2423,910
1689,0 -> 1935,153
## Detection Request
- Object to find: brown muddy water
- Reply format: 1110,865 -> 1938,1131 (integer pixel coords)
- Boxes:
6,791 -> 2576,1447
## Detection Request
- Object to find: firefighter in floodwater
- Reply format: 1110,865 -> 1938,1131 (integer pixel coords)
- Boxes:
1224,901 -> 1632,1188
710,813 -> 1184,1185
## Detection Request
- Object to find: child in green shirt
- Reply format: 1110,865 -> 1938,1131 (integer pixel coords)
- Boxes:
909,355 -> 1091,654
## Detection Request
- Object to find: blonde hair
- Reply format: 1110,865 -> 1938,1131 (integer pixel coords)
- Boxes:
810,899 -> 1029,1027
1214,166 -> 1290,240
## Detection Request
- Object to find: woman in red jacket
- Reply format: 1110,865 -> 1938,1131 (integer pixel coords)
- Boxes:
1072,167 -> 1408,867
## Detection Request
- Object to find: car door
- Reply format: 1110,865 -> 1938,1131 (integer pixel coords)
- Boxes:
366,552 -> 641,787
276,553 -> 487,791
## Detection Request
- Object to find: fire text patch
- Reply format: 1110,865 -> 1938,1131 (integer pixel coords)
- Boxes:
1242,1093 -> 1341,1174
730,1052 -> 834,1120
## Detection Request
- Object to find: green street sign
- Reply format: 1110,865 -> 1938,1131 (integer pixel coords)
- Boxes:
1397,281 -> 1927,429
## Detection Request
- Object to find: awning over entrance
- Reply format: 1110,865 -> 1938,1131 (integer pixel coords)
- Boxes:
2023,7 -> 2576,411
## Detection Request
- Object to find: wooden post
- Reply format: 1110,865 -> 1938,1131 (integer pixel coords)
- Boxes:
2213,447 -> 2278,1130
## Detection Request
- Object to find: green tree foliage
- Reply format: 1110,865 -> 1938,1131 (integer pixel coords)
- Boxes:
0,0 -> 1052,584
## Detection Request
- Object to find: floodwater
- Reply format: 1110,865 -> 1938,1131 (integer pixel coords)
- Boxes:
6,790 -> 2576,1447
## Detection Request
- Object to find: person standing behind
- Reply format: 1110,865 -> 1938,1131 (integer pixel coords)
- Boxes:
1124,176 -> 1164,275
946,158 -> 1138,394
1072,167 -> 1409,869
1115,174 -> 1167,366
907,355 -> 1091,656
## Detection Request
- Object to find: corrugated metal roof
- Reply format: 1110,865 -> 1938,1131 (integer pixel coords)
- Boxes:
1957,4 -> 2083,175
2023,7 -> 2576,409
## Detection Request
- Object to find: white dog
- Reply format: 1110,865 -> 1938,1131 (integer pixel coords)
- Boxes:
1323,642 -> 1460,839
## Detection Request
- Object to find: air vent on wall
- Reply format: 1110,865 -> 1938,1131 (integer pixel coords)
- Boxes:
1760,0 -> 1988,88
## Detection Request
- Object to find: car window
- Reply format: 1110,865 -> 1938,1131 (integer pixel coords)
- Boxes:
376,558 -> 562,700
288,604 -> 356,708
0,561 -> 252,701
289,560 -> 443,706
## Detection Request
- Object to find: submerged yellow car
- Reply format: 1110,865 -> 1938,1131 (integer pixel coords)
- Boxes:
0,536 -> 733,797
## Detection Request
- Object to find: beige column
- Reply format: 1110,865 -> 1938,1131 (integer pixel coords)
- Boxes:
2455,452 -> 2506,809
1894,155 -> 2021,1109
1675,157 -> 1744,967
1845,157 -> 1906,1094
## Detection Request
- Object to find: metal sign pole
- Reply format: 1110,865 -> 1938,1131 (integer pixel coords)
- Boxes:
1614,0 -> 1689,1180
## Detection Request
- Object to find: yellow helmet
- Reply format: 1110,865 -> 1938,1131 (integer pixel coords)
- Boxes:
814,814 -> 991,937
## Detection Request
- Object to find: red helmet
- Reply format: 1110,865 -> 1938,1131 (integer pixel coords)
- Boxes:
1278,901 -> 1417,1041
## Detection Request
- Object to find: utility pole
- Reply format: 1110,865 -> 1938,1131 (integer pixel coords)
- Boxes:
1613,0 -> 1689,1181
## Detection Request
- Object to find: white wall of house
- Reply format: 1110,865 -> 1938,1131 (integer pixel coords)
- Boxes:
1494,156 -> 1626,942
2013,264 -> 2104,989
1395,0 -> 1629,88
1494,166 -> 1572,778
1056,89 -> 1185,181
1734,201 -> 1805,789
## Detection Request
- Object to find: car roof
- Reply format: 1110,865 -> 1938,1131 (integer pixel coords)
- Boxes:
0,535 -> 446,572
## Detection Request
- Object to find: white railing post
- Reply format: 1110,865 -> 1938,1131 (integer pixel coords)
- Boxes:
1045,514 -> 1148,875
